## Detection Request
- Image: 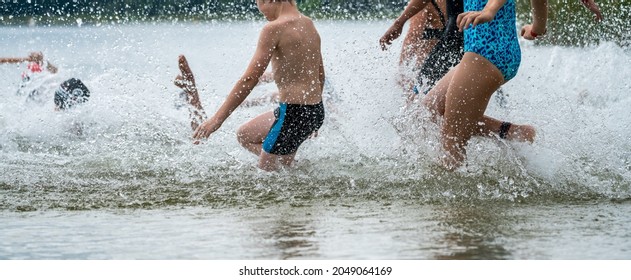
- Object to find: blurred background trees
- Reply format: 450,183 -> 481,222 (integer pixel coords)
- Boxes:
0,0 -> 407,18
1,0 -> 628,46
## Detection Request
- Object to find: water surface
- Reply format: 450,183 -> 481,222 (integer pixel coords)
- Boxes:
1,22 -> 630,259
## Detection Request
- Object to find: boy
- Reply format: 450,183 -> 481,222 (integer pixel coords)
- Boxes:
191,0 -> 325,172
1,51 -> 90,111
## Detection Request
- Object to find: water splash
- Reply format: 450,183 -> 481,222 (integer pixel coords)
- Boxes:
1,22 -> 630,212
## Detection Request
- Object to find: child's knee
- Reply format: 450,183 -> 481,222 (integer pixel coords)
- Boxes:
236,125 -> 249,145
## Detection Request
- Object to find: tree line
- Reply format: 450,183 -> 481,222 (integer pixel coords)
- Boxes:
1,0 -> 628,47
0,0 -> 408,18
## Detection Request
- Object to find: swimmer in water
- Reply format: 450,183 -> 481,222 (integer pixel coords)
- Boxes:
1,51 -> 90,111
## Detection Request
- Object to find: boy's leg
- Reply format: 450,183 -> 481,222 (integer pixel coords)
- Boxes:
174,55 -> 206,131
258,152 -> 295,171
237,110 -> 299,171
237,111 -> 276,156
279,154 -> 296,166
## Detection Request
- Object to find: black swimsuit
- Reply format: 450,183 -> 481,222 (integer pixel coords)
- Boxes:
416,0 -> 464,94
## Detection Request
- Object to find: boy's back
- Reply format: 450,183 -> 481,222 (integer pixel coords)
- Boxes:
267,15 -> 324,105
192,0 -> 326,171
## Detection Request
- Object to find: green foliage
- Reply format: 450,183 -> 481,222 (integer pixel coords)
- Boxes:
0,0 -> 407,20
299,0 -> 322,14
1,0 -> 629,46
516,0 -> 631,46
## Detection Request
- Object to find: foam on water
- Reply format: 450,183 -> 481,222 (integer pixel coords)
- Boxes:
1,22 -> 630,211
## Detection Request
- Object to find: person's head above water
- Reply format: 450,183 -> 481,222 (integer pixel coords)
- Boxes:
54,78 -> 90,111
256,0 -> 296,21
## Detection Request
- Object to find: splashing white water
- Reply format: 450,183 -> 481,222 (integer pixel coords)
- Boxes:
1,22 -> 630,208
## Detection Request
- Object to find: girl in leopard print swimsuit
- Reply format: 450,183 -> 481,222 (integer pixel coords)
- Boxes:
421,0 -> 548,169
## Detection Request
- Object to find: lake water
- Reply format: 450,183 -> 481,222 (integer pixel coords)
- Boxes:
1,21 -> 630,259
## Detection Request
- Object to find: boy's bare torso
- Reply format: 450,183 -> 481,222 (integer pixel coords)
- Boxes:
268,15 -> 323,105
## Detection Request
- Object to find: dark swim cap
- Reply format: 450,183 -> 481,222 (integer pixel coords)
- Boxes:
54,78 -> 90,110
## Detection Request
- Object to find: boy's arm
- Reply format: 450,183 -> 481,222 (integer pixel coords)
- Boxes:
380,0 -> 431,50
193,25 -> 279,140
520,0 -> 548,40
457,0 -> 507,31
1,52 -> 46,65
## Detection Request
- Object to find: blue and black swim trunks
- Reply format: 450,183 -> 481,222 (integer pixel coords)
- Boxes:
263,102 -> 325,156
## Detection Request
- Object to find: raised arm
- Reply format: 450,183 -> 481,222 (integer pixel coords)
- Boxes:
457,0 -> 507,31
380,0 -> 432,50
2,52 -> 58,74
193,24 -> 279,140
520,0 -> 548,40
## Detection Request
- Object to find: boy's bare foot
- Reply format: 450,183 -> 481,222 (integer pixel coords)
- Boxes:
174,55 -> 202,109
174,55 -> 207,132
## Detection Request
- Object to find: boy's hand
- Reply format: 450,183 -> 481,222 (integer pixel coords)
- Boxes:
520,24 -> 546,40
580,0 -> 603,21
192,119 -> 221,142
380,21 -> 404,51
457,10 -> 497,32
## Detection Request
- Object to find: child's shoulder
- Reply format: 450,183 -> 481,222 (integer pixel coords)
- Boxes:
261,20 -> 282,32
260,19 -> 289,38
259,15 -> 316,42
265,14 -> 314,29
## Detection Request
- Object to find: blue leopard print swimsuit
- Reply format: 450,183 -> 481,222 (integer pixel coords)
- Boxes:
464,0 -> 521,81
